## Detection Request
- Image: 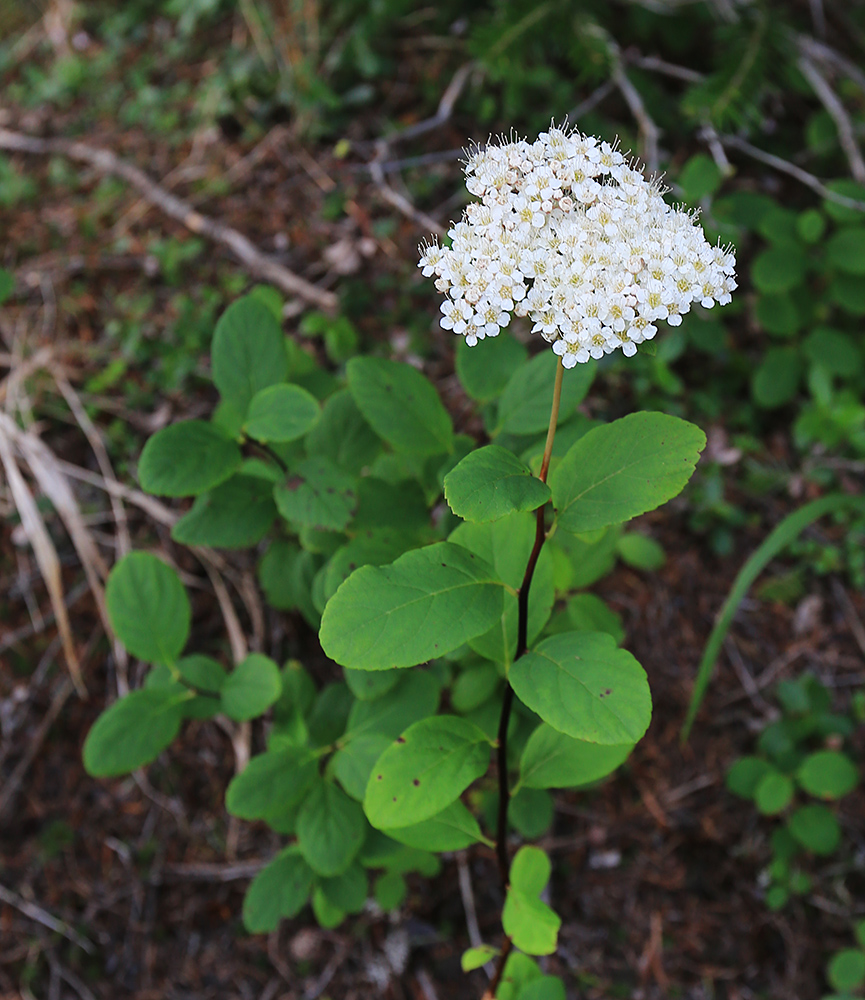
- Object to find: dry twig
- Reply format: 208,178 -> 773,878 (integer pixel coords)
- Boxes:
0,422 -> 85,695
0,128 -> 337,311
718,134 -> 865,212
0,883 -> 95,955
798,55 -> 865,183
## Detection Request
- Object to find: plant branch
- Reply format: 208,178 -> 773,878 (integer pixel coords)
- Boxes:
0,128 -> 338,311
489,357 -> 565,995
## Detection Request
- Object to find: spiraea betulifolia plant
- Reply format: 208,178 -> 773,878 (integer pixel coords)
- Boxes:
83,125 -> 735,996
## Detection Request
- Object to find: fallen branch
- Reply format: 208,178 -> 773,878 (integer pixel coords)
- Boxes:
0,128 -> 337,312
718,134 -> 865,212
798,54 -> 865,183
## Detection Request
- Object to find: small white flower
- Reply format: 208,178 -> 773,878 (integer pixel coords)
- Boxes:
419,123 -> 736,365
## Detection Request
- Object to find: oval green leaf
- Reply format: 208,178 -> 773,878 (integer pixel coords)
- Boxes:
520,724 -> 633,789
139,420 -> 242,497
244,383 -> 320,443
509,632 -> 651,745
319,542 -> 504,671
788,803 -> 841,855
386,800 -> 489,851
497,351 -> 594,434
296,780 -> 366,877
364,715 -> 491,829
797,750 -> 858,800
347,356 -> 453,456
106,552 -> 190,664
332,734 -> 392,801
83,689 -> 189,777
754,771 -> 794,815
172,473 -> 277,548
212,295 -> 288,418
226,746 -> 317,820
242,846 -> 314,932
443,445 -> 551,523
551,412 -> 706,534
221,653 -> 282,721
456,333 -> 528,402
274,456 -> 356,532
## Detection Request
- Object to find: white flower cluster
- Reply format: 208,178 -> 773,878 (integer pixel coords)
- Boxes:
419,125 -> 736,367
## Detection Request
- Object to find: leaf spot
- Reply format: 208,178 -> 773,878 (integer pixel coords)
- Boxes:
396,736 -> 406,744
412,778 -> 420,786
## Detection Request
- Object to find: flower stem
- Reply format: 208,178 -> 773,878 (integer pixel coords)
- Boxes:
490,357 -> 565,990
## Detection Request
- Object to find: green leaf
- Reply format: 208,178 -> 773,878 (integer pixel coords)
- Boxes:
319,542 -> 504,671
106,552 -> 190,664
452,662 -> 501,713
797,751 -> 858,800
726,756 -> 773,799
212,295 -> 287,418
754,293 -> 801,337
551,412 -> 706,534
352,476 -> 431,532
443,446 -> 550,523
386,800 -> 489,851
0,268 -> 14,305
754,771 -> 794,815
320,863 -> 367,915
374,870 -> 407,910
562,593 -> 624,644
363,716 -> 490,829
502,891 -> 560,956
456,334 -> 528,402
520,724 -> 633,789
461,944 -> 499,972
346,670 -> 440,740
305,389 -> 381,474
497,351 -> 594,434
139,421 -> 242,497
321,862 -> 369,913
515,976 -> 566,1000
823,179 -> 865,222
83,689 -> 189,777
221,653 -> 282,721
332,734 -> 392,800
296,779 -> 366,877
344,667 -> 401,702
509,632 -> 651,745
258,540 -> 318,620
828,950 -> 865,993
751,246 -> 808,294
496,953 -> 542,1000
616,533 -> 665,571
826,227 -> 865,275
502,847 -> 560,957
324,530 -> 418,603
752,347 -> 801,409
178,655 -> 226,693
450,514 -> 554,667
172,474 -> 277,548
243,383 -> 320,443
788,804 -> 841,855
347,356 -> 453,456
678,153 -> 723,202
311,885 -> 345,928
829,272 -> 865,315
802,328 -> 862,377
510,845 -> 550,895
226,746 -> 317,821
508,788 -> 553,837
274,457 -> 356,531
242,846 -> 314,932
